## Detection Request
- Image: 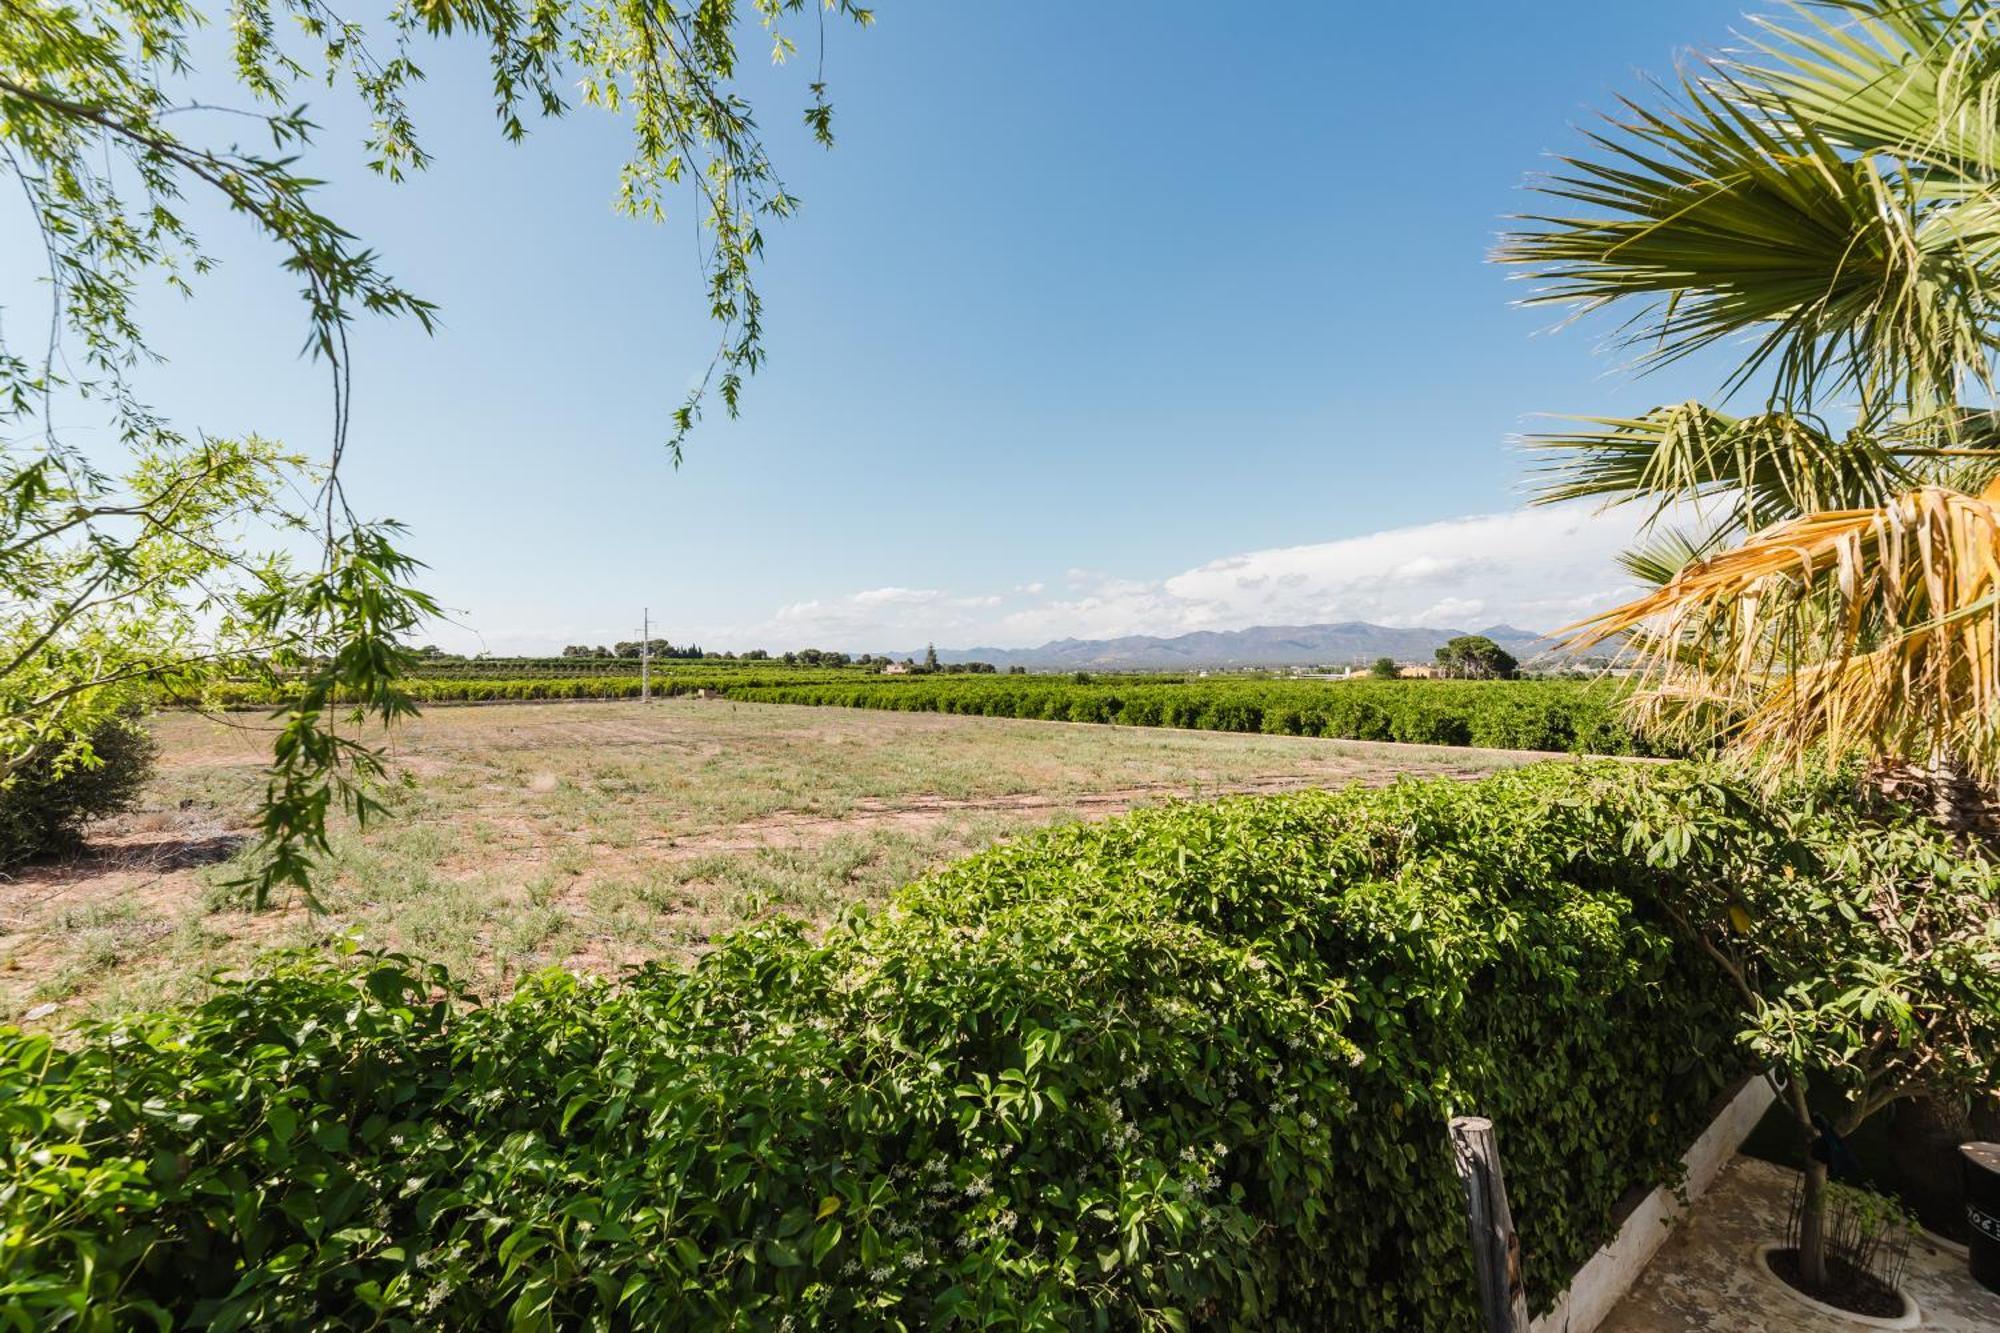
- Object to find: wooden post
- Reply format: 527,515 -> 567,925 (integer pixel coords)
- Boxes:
1449,1115 -> 1530,1333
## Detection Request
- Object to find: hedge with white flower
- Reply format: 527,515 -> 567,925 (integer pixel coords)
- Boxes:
4,763 -> 1775,1329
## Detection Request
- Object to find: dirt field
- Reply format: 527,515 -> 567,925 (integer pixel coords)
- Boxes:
0,698 -> 1551,1024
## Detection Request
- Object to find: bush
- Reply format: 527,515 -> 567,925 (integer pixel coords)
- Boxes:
0,712 -> 156,866
0,762 -> 1770,1330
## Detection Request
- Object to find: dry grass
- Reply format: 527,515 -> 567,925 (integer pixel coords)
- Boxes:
0,698 -> 1545,1025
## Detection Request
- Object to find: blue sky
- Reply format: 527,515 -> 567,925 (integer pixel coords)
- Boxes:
5,1 -> 1762,653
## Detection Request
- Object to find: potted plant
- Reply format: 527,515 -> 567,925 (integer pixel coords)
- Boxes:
1766,1178 -> 1924,1322
1609,769 -> 2000,1316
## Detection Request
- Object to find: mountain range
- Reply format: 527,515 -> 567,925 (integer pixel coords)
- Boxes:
883,622 -> 1563,671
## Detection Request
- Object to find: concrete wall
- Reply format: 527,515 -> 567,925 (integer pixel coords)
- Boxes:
1529,1076 -> 1777,1333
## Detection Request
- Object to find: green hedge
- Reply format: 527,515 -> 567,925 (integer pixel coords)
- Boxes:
194,668 -> 859,708
727,677 -> 1661,755
190,673 -> 1660,757
2,763 -> 1766,1329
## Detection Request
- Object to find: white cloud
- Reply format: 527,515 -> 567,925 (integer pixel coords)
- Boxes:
1156,508 -> 1638,631
847,586 -> 944,606
686,506 -> 1652,652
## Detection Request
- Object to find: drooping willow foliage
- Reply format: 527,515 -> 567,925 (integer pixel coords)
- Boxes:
0,0 -> 872,898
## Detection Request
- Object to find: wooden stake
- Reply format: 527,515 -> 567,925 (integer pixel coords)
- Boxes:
1449,1115 -> 1530,1333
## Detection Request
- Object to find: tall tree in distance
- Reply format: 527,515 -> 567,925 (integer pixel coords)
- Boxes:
1,0 -> 875,900
1433,635 -> 1517,681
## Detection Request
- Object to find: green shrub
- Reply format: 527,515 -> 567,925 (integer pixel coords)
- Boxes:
0,762 -> 1773,1330
0,711 -> 156,866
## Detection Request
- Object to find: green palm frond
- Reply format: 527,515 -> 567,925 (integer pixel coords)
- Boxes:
1525,402 -> 1909,530
1497,68 -> 1998,413
1503,3 -> 2000,779
1618,522 -> 1734,587
1739,1 -> 2000,180
1885,405 -> 2000,488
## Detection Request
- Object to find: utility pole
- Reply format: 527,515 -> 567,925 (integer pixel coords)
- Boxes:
641,606 -> 651,702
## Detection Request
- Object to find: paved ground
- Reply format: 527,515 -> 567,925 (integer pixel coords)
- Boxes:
1602,1157 -> 2000,1331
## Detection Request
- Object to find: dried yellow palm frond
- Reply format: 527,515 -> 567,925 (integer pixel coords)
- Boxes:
1566,484 -> 2000,779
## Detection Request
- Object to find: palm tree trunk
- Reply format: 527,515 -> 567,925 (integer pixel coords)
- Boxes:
1922,747 -> 1990,838
1886,1094 -> 1975,1242
1976,1093 -> 2000,1143
1865,751 -> 1998,844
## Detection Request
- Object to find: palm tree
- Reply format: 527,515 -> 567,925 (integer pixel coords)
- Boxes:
1500,0 -> 2000,792
1497,0 -> 2000,1290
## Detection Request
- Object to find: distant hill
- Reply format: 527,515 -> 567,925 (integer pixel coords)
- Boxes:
881,622 -> 1562,671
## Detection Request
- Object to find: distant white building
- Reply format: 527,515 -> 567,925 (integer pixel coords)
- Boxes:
881,661 -> 911,675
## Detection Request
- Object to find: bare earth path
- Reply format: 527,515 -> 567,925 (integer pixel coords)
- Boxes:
0,699 -> 1549,1024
